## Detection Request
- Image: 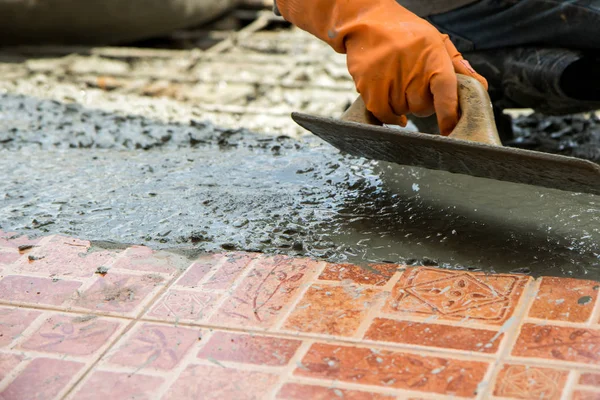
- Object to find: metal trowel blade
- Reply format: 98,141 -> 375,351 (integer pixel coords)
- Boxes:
292,112 -> 600,196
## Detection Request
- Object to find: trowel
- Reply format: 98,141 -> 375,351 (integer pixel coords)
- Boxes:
292,75 -> 600,195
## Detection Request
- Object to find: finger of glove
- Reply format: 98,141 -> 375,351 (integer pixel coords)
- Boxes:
405,81 -> 435,118
368,99 -> 408,126
361,87 -> 408,126
430,68 -> 459,136
443,37 -> 489,90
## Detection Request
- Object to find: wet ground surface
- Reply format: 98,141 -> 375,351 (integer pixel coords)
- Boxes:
1,90 -> 599,280
1,24 -> 599,280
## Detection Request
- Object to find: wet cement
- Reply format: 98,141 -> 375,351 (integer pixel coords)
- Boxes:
1,92 -> 599,279
0,92 -> 254,150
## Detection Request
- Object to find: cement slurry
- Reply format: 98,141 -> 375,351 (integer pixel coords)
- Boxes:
1,93 -> 599,279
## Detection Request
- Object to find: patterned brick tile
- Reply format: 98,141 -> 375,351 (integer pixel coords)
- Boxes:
108,323 -> 199,370
18,314 -> 121,356
512,323 -> 600,365
175,254 -> 224,288
143,254 -> 259,324
283,284 -> 379,336
573,391 -> 600,400
529,277 -> 599,323
12,235 -> 118,278
0,358 -> 83,399
209,256 -> 322,329
383,268 -> 530,326
0,307 -> 41,347
70,370 -> 164,400
318,263 -> 399,286
364,317 -> 502,353
580,372 -> 600,386
295,343 -> 488,397
276,383 -> 395,399
493,364 -> 569,400
197,331 -> 302,366
0,353 -> 23,381
0,275 -> 81,306
162,364 -> 279,400
71,272 -> 165,315
5,241 -> 600,400
111,245 -> 190,274
145,289 -> 221,323
200,252 -> 257,290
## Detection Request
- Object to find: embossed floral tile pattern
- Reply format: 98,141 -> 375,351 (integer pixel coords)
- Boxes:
0,231 -> 599,400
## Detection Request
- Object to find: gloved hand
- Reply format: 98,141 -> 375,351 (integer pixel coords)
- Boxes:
275,0 -> 488,135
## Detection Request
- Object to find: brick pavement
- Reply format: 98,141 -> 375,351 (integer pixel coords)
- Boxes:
0,230 -> 599,399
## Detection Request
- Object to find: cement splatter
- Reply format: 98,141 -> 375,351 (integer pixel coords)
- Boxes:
1,93 -> 599,280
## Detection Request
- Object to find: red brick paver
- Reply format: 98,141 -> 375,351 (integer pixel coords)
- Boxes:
283,284 -> 380,336
296,342 -> 489,397
162,365 -> 279,400
364,317 -> 502,353
209,255 -> 321,329
0,230 -> 599,399
493,364 -> 570,400
581,373 -> 600,386
19,314 -> 122,356
318,262 -> 399,286
1,358 -> 84,399
573,391 -> 600,400
512,324 -> 600,365
197,331 -> 302,366
383,267 -> 530,325
108,324 -> 199,370
70,371 -> 164,400
276,383 -> 396,399
0,275 -> 82,306
529,277 -> 599,323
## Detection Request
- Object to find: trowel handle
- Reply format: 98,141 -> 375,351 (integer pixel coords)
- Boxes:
340,74 -> 502,146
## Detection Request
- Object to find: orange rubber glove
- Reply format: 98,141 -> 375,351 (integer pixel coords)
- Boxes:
276,0 -> 488,135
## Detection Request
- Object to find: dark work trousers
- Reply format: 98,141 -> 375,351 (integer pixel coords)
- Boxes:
424,0 -> 600,52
